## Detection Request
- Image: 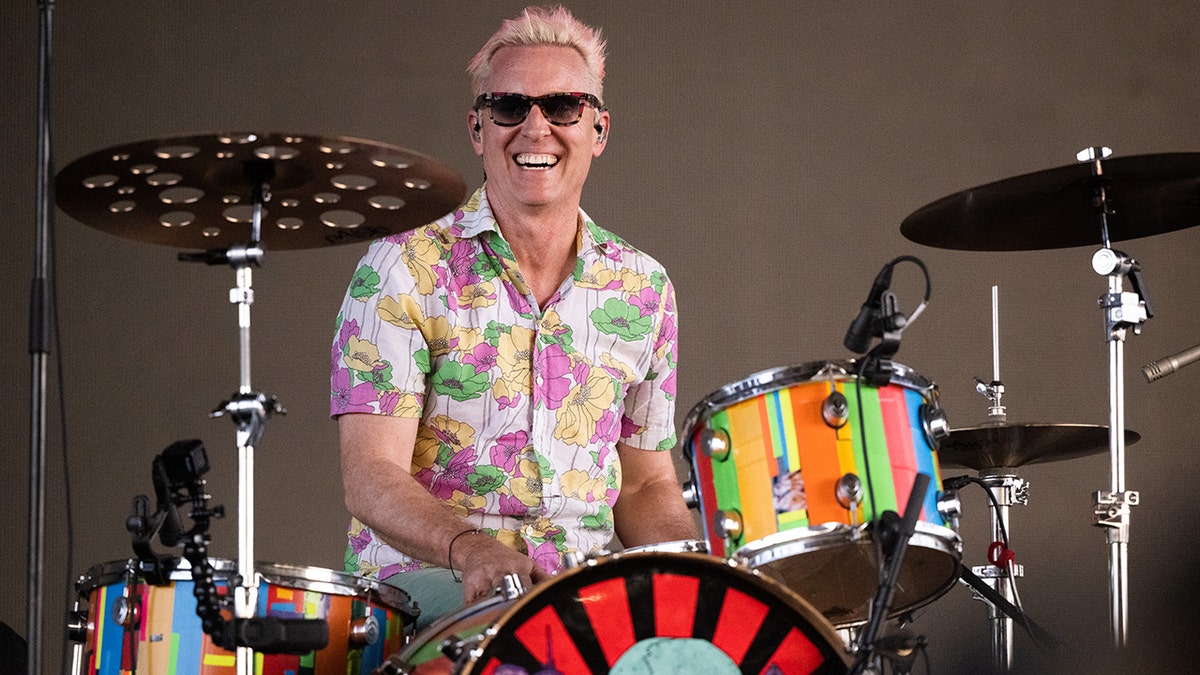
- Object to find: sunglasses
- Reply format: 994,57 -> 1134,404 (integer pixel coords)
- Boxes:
474,92 -> 604,127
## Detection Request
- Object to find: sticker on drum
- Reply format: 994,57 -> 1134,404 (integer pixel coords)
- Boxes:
72,558 -> 417,675
684,360 -> 961,625
395,552 -> 850,674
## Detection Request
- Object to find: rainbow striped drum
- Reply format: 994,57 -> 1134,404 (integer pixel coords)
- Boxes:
684,360 -> 961,626
71,559 -> 416,675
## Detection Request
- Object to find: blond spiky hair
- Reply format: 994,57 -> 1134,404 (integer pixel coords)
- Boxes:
467,5 -> 607,99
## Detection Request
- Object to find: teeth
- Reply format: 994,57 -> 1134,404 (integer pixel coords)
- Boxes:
515,153 -> 558,168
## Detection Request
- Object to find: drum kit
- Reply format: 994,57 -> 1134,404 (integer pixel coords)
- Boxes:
39,128 -> 1200,675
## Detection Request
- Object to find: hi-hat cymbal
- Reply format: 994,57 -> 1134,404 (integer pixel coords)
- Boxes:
901,152 -> 1200,251
56,132 -> 467,250
938,423 -> 1141,471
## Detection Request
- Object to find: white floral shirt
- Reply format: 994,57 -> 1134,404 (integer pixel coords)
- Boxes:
331,186 -> 678,579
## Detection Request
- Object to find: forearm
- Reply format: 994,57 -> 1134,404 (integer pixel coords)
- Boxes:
613,474 -> 699,548
342,460 -> 476,569
339,413 -> 548,601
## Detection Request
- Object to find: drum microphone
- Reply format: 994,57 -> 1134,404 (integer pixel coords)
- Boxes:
844,262 -> 895,354
1142,341 -> 1200,382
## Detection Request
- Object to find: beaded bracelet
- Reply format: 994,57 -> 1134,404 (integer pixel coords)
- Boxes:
448,528 -> 484,582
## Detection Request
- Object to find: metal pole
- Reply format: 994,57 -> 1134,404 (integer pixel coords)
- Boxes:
28,2 -> 56,673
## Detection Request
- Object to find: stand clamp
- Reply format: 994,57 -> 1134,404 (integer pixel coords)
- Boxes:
1092,490 -> 1140,544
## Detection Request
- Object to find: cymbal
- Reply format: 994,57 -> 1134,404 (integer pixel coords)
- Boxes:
901,152 -> 1200,250
938,423 -> 1141,471
56,132 -> 467,250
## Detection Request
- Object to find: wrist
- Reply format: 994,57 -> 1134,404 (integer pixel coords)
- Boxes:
448,528 -> 485,581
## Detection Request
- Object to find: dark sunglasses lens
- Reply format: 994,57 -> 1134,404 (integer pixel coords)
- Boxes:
541,95 -> 583,124
491,95 -> 532,125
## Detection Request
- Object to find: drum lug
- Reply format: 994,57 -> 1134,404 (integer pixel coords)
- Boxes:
835,473 -> 864,525
920,403 -> 951,449
112,595 -> 139,629
348,614 -> 380,648
822,391 -> 849,428
936,490 -> 962,531
697,428 -> 731,461
680,480 -> 700,509
66,609 -> 89,644
712,509 -> 743,541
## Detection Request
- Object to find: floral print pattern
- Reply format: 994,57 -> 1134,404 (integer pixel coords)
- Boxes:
332,186 -> 678,580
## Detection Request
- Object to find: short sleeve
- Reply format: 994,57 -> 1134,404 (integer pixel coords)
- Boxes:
618,275 -> 678,451
330,236 -> 431,418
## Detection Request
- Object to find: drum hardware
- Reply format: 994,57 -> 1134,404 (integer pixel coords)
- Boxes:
902,148 -> 1200,648
822,391 -> 850,428
935,490 -> 962,532
696,427 -> 731,461
712,509 -> 745,542
835,473 -> 864,525
497,573 -> 526,600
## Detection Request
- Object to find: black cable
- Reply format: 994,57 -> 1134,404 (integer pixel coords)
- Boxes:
943,475 -> 1010,546
40,66 -> 73,674
51,196 -> 74,675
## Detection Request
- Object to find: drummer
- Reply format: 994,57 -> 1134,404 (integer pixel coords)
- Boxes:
331,5 -> 697,630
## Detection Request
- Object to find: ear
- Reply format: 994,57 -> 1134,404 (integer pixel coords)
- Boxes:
468,110 -> 483,155
592,108 -> 611,158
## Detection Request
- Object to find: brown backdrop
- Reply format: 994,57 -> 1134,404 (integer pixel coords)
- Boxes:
4,2 -> 1200,672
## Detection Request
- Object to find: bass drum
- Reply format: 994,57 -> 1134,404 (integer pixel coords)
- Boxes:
393,551 -> 850,674
71,558 -> 417,675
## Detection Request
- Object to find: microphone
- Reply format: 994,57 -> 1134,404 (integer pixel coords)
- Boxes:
1142,341 -> 1200,382
844,262 -> 895,354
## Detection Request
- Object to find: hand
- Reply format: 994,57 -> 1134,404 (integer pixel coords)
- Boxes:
453,533 -> 552,603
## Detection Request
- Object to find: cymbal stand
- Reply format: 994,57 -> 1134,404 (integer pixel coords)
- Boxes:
969,467 -> 1027,671
968,286 -> 1027,671
181,160 -> 284,674
1078,147 -> 1147,648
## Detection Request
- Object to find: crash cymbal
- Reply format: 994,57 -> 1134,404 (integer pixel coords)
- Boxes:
56,132 -> 467,250
938,423 -> 1141,471
901,152 -> 1200,251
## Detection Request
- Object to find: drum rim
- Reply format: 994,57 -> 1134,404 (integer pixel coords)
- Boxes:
733,520 -> 963,564
621,539 -> 709,555
75,557 -> 417,620
681,359 -> 934,441
465,550 -> 852,673
734,521 -> 963,627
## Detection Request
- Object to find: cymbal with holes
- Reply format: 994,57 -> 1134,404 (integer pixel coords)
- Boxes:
55,132 -> 467,250
901,152 -> 1200,251
938,423 -> 1141,470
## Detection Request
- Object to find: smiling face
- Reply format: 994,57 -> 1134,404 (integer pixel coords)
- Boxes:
468,45 -> 609,222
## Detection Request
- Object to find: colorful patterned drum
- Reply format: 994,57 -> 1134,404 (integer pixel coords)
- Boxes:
389,552 -> 850,674
72,559 -> 417,674
684,360 -> 961,626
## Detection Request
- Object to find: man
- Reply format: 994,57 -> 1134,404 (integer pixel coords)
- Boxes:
332,6 -> 696,630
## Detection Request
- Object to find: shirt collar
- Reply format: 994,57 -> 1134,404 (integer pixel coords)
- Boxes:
454,185 -> 613,258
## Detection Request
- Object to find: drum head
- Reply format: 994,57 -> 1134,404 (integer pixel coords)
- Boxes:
463,552 -> 849,674
735,522 -> 962,627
